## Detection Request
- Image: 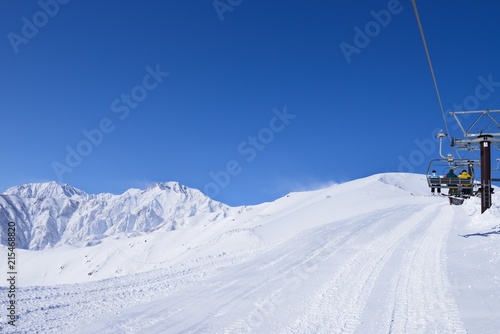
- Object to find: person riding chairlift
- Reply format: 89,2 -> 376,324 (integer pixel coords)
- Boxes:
429,170 -> 441,195
446,168 -> 458,205
459,169 -> 472,196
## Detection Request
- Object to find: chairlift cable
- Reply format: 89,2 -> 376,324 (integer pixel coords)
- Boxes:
411,0 -> 450,136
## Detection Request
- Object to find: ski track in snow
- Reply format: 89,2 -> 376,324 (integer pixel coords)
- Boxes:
285,204 -> 445,333
1,203 -> 470,333
215,206 -> 408,334
385,206 -> 466,334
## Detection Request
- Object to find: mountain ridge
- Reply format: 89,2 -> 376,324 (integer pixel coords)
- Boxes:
0,180 -> 232,250
5,181 -> 87,199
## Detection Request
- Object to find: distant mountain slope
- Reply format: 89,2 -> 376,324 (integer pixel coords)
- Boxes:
0,181 -> 231,250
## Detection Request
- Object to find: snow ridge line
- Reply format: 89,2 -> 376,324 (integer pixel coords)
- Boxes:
287,204 -> 439,334
387,206 -> 467,334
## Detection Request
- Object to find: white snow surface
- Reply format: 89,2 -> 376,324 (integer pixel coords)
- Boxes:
1,173 -> 499,333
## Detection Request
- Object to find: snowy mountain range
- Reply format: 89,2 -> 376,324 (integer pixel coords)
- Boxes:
0,181 -> 231,250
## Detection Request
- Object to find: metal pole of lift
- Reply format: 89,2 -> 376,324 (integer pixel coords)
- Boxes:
480,136 -> 492,213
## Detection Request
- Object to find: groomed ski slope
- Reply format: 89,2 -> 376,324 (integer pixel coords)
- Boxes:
1,173 -> 499,333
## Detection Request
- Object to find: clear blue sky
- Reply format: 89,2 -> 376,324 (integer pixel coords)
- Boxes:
2,0 -> 500,205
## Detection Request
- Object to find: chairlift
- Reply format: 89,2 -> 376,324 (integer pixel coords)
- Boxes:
426,158 -> 476,204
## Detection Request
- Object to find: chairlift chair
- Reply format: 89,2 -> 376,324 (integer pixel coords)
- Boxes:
426,158 -> 476,204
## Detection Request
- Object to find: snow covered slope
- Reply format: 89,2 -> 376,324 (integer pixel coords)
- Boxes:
0,173 -> 499,333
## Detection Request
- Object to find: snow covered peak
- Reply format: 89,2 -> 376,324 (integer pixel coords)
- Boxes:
150,181 -> 188,193
4,181 -> 87,199
147,181 -> 210,200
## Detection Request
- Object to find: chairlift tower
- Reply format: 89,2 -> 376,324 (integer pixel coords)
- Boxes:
448,110 -> 500,213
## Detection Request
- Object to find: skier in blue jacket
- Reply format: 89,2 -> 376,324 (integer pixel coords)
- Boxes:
429,170 -> 441,195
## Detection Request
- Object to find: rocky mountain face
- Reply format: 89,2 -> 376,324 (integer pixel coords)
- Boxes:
0,181 -> 231,250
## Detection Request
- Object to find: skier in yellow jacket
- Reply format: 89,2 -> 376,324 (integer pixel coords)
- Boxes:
458,169 -> 472,195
